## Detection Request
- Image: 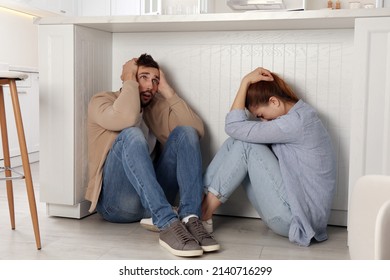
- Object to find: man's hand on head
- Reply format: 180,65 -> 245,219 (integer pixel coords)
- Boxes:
121,58 -> 138,82
158,69 -> 175,99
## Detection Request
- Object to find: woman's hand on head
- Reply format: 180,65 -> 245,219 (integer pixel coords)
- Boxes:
243,67 -> 274,85
233,67 -> 273,110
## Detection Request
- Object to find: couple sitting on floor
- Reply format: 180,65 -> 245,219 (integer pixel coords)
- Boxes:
86,53 -> 336,257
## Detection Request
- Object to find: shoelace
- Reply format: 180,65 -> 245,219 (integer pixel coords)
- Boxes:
188,219 -> 211,240
172,222 -> 196,244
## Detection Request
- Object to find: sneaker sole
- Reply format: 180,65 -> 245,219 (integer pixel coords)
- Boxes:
140,223 -> 160,232
202,244 -> 221,252
159,239 -> 203,257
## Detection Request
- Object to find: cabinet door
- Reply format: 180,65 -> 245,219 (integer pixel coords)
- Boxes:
141,0 -> 161,15
39,25 -> 75,206
30,0 -> 74,16
59,0 -> 75,16
111,0 -> 141,15
349,17 -> 390,209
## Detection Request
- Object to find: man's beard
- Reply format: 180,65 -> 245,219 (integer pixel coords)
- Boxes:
141,100 -> 152,108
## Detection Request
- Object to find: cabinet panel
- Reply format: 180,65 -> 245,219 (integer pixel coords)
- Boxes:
59,0 -> 75,16
349,17 -> 390,216
74,26 -> 112,204
111,0 -> 141,15
113,29 -> 354,225
0,0 -> 74,16
39,25 -> 75,205
30,0 -> 75,15
39,24 -> 112,218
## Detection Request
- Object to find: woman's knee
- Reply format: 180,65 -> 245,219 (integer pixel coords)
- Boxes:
224,138 -> 260,155
241,141 -> 270,154
265,216 -> 291,237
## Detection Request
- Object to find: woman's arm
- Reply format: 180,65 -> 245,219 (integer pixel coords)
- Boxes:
225,110 -> 301,144
230,67 -> 273,111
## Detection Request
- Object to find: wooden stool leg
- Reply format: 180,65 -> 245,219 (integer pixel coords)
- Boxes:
9,80 -> 41,250
0,85 -> 16,230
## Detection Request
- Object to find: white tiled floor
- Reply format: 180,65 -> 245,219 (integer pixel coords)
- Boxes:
0,162 -> 350,260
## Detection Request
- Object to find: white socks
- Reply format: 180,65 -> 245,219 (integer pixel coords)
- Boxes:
182,214 -> 198,224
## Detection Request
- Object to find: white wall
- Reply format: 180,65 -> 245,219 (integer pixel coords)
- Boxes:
0,7 -> 38,68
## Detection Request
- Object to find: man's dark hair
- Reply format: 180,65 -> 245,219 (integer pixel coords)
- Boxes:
137,53 -> 159,69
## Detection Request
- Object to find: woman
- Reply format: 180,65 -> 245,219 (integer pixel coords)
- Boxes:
202,67 -> 336,246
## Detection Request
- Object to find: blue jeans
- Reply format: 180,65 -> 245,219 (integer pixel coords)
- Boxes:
203,137 -> 292,237
96,126 -> 203,230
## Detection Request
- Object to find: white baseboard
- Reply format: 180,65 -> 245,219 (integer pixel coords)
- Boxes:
46,200 -> 93,219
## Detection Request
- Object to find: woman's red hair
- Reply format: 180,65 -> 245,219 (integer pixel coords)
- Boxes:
245,72 -> 299,108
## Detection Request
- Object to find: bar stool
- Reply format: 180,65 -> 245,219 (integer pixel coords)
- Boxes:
0,71 -> 41,250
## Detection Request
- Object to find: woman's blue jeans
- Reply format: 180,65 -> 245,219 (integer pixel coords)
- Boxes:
203,137 -> 292,237
96,126 -> 203,230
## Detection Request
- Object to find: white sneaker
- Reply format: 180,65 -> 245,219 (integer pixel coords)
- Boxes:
140,207 -> 178,232
140,218 -> 160,232
202,219 -> 213,234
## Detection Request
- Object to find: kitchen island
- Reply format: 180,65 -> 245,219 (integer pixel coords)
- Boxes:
37,9 -> 390,226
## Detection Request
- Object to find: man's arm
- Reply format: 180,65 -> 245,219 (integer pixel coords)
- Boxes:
88,59 -> 141,131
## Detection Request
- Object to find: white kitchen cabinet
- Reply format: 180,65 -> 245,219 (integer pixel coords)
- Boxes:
41,0 -> 75,16
39,25 -> 112,218
348,17 -> 390,223
37,9 -> 390,225
77,0 -> 110,16
0,67 -> 39,166
111,0 -> 141,16
159,0 -> 213,14
77,0 -> 152,16
141,0 -> 160,14
0,0 -> 75,16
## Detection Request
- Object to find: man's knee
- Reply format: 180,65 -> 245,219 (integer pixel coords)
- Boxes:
172,125 -> 197,135
120,127 -> 147,143
172,126 -> 199,142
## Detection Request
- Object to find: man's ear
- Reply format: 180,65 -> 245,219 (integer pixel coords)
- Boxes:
268,96 -> 280,106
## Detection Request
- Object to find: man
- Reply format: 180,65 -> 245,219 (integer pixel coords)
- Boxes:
86,54 -> 219,257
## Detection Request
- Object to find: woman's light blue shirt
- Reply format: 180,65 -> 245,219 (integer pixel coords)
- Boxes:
225,100 -> 336,246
